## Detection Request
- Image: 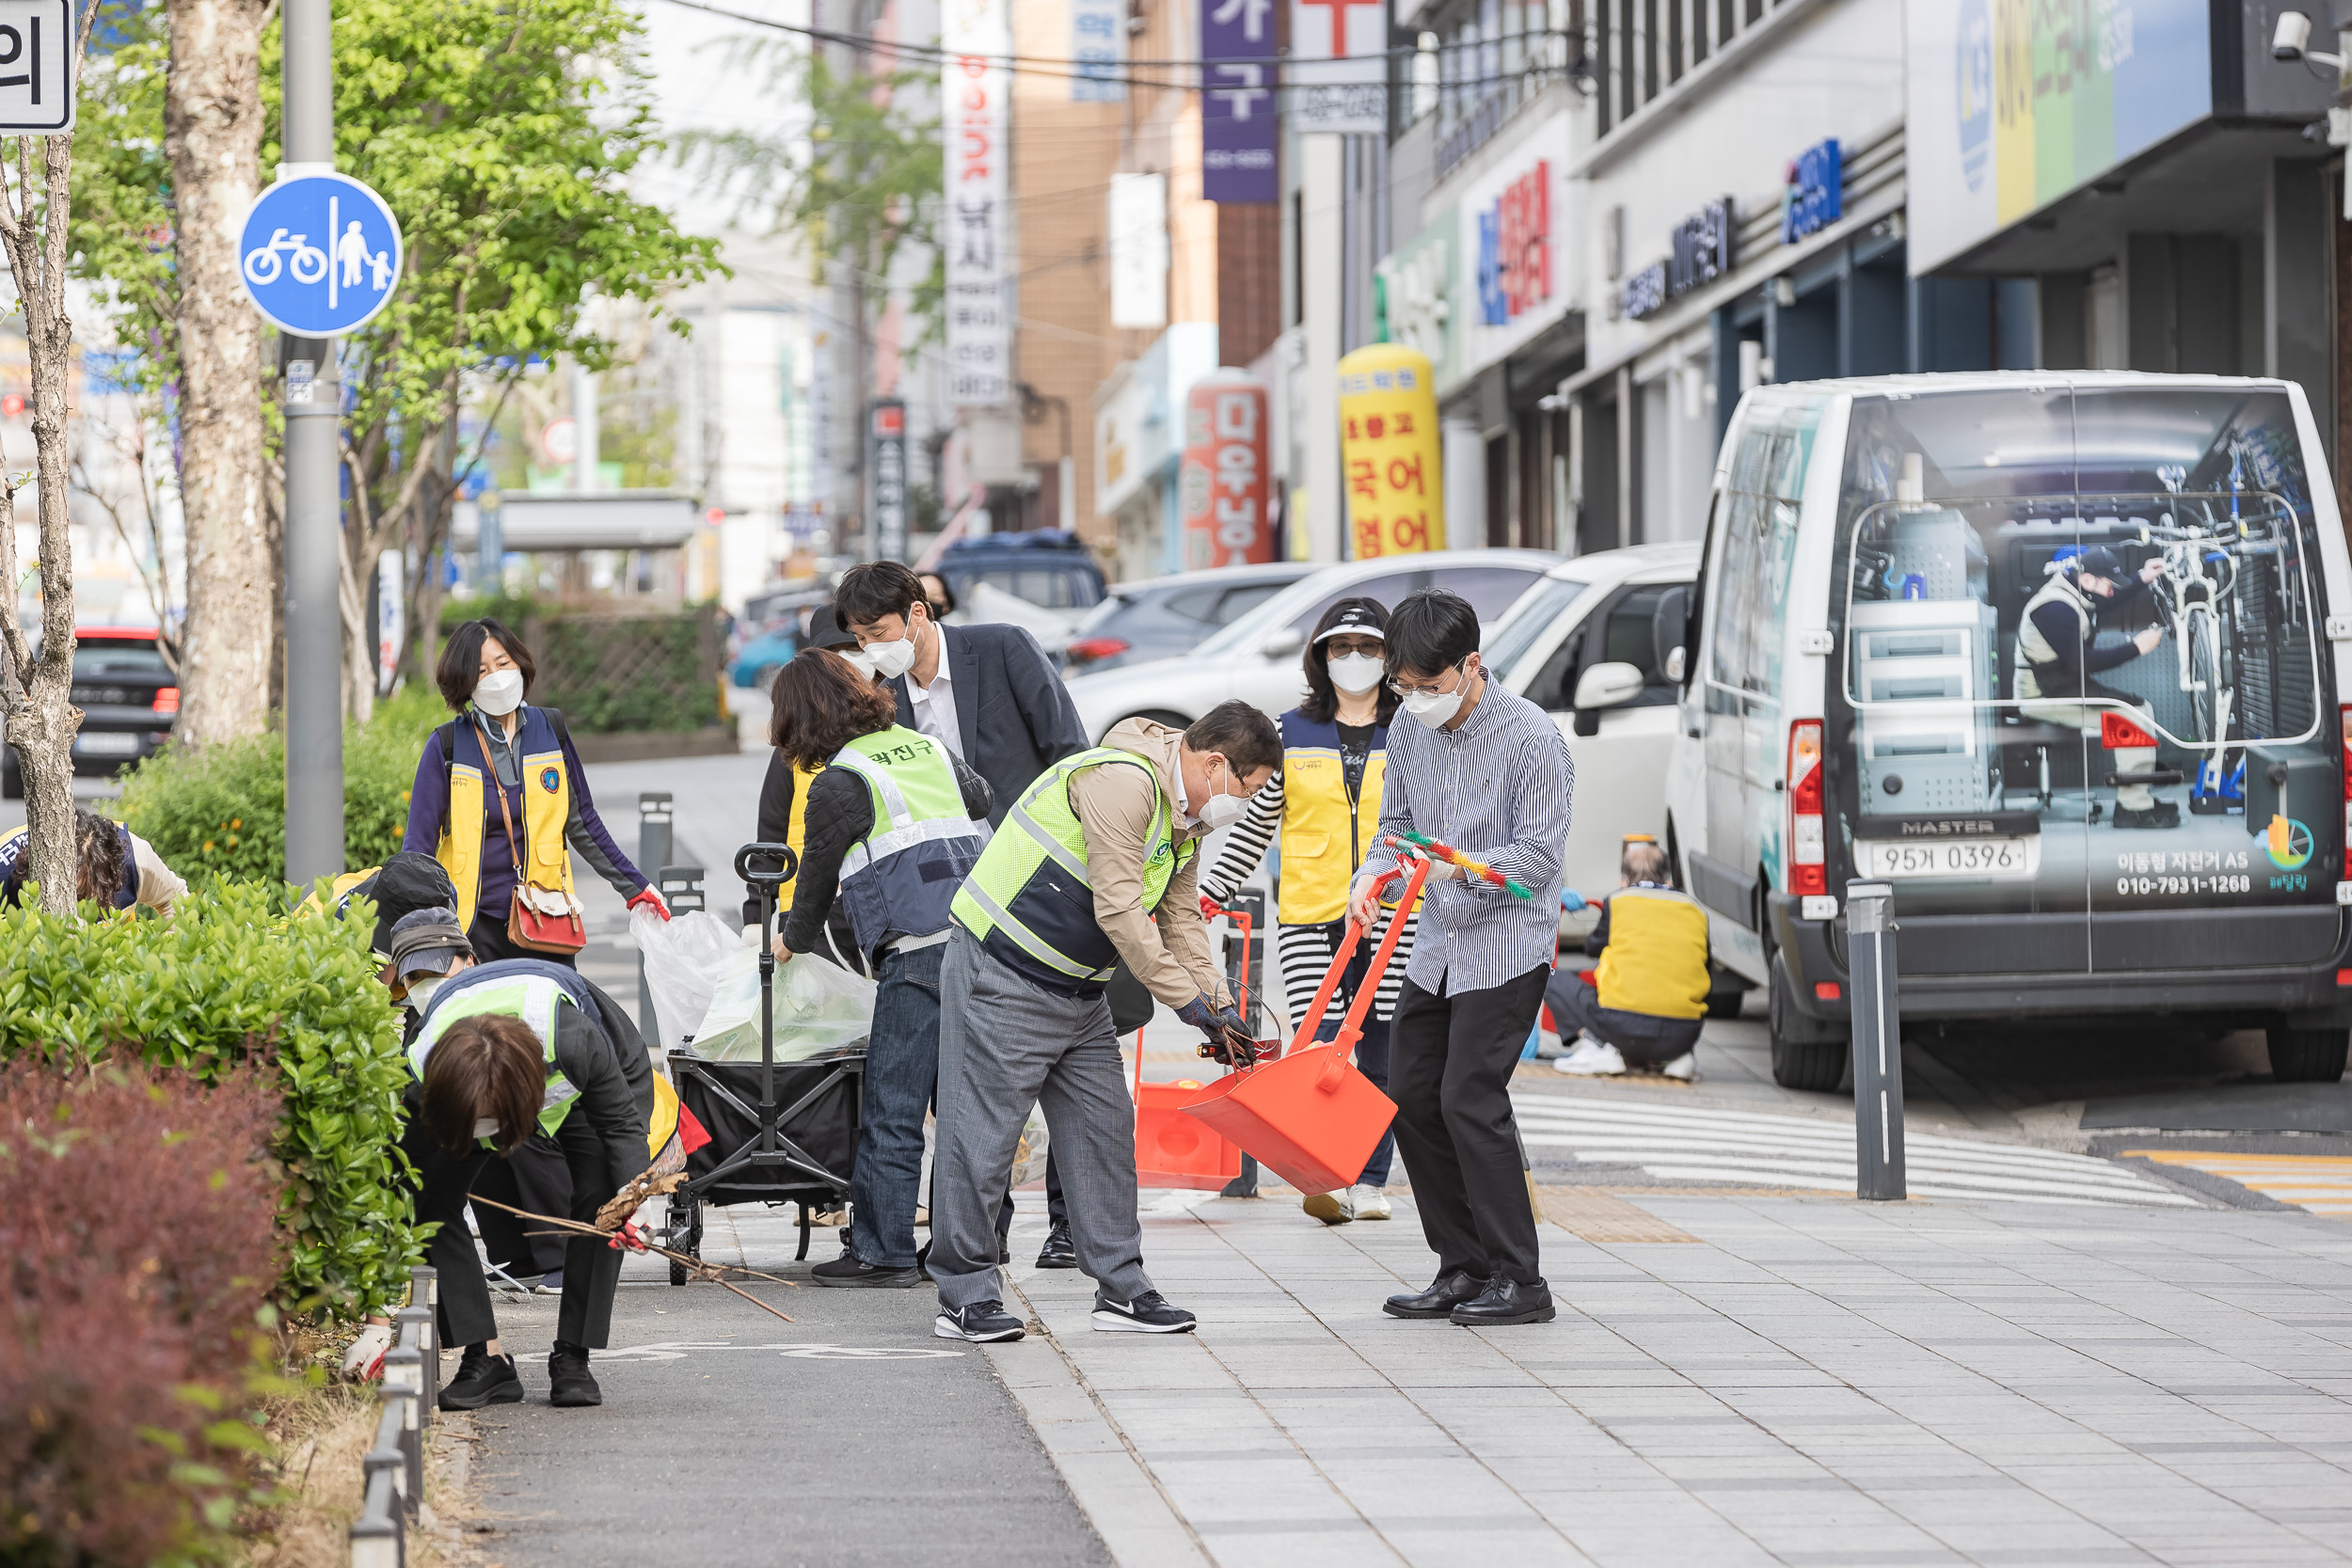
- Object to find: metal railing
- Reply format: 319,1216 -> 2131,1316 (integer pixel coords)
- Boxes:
349,1266 -> 440,1568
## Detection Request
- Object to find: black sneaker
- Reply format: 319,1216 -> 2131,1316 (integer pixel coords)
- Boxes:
1035,1219 -> 1077,1270
934,1300 -> 1025,1341
1091,1290 -> 1197,1334
810,1252 -> 923,1289
548,1341 -> 602,1407
438,1345 -> 522,1410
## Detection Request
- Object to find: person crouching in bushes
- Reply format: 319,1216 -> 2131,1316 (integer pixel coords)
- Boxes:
0,807 -> 187,913
395,911 -> 652,1410
1549,840 -> 1710,1082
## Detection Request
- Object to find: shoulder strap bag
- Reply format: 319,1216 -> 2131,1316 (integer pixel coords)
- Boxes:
474,714 -> 588,955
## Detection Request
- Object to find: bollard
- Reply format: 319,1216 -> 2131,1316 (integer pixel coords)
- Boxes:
347,1468 -> 403,1568
378,1353 -> 424,1518
391,1305 -> 434,1418
1847,879 -> 1905,1201
405,1264 -> 438,1370
1221,886 -> 1269,1198
362,1416 -> 406,1517
638,793 -> 675,1042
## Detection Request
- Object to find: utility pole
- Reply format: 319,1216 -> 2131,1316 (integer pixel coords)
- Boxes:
280,0 -> 343,885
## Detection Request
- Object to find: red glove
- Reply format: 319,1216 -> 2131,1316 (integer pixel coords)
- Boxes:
628,887 -> 671,921
608,1220 -> 652,1252
1199,894 -> 1222,922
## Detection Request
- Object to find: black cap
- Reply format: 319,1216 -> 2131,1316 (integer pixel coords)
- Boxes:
1312,602 -> 1388,644
2072,546 -> 2125,581
387,906 -> 472,991
339,851 -> 461,957
803,603 -> 860,651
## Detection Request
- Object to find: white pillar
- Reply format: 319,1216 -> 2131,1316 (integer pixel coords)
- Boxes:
1300,134 -> 1344,563
1442,416 -> 1485,551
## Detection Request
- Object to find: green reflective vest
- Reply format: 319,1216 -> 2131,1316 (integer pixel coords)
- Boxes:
950,746 -> 1192,994
408,971 -> 580,1138
828,725 -> 983,961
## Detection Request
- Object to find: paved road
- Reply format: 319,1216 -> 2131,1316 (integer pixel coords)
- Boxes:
469,1205 -> 1109,1568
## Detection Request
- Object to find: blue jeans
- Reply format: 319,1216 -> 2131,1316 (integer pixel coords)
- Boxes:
1311,936 -> 1395,1188
848,942 -> 945,1269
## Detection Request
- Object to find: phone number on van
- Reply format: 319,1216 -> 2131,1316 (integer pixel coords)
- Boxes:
1862,839 -> 2038,879
2114,875 -> 2254,896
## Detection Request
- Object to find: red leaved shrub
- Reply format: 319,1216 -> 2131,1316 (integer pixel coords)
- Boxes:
0,1062 -> 287,1567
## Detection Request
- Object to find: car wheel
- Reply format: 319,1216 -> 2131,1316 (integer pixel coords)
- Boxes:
1768,952 -> 1847,1091
2266,1024 -> 2348,1084
1130,709 -> 1192,730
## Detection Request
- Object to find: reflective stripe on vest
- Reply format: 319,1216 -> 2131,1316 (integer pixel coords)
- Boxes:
1595,885 -> 1712,1020
1274,710 -> 1388,926
409,971 -> 581,1136
434,706 -> 579,932
826,727 -> 984,961
948,746 -> 1193,989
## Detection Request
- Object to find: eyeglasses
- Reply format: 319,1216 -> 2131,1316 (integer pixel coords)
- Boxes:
1388,658 -> 1470,699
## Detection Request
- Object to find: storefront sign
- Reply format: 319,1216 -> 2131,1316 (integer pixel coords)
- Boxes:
1108,172 -> 1168,330
868,399 -> 908,562
1375,202 -> 1457,392
1475,160 -> 1550,327
1286,0 -> 1385,134
1338,344 -> 1446,559
1202,0 -> 1278,201
1905,0 -> 2211,272
1179,371 -> 1272,568
1619,196 -> 1733,322
1070,0 -> 1125,101
1780,138 -> 1840,245
943,0 -> 1011,406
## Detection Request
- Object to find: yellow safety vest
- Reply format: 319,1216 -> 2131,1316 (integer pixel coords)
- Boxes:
776,760 -> 820,919
436,706 -> 578,931
1595,884 -> 1711,1020
1274,712 -> 1387,926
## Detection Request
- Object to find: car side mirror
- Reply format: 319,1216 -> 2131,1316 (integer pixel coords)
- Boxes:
1572,660 -> 1646,712
1261,626 -> 1304,659
1652,586 -> 1690,680
1663,646 -> 1686,684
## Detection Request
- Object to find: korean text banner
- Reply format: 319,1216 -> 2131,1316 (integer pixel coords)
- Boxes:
1287,0 -> 1385,135
1202,0 -> 1278,201
944,0 -> 1012,406
1904,0 -> 2210,273
1071,0 -> 1125,101
1339,344 -> 1445,559
1180,371 -> 1273,568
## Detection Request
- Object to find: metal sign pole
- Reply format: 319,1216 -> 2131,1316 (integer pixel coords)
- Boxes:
280,0 -> 342,886
637,792 -> 674,1042
1847,879 -> 1905,1201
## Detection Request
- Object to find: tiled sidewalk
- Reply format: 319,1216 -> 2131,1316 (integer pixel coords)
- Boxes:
989,1189 -> 2352,1567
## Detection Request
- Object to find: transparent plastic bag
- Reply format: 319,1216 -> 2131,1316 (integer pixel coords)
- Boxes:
694,950 -> 876,1062
631,908 -> 748,1055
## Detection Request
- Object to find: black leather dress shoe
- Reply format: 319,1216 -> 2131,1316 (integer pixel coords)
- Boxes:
1035,1219 -> 1077,1270
1382,1269 -> 1486,1320
1450,1275 -> 1556,1326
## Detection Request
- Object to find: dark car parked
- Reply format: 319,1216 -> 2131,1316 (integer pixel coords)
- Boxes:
1060,562 -> 1314,674
3,626 -> 178,798
931,530 -> 1106,615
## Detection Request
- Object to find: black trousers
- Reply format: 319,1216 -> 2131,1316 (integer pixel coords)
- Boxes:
469,1137 -> 574,1276
402,1102 -> 625,1351
1548,975 -> 1703,1068
1390,965 -> 1549,1286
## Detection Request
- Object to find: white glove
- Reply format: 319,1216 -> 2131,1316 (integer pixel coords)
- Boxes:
742,924 -> 763,948
341,1320 -> 393,1381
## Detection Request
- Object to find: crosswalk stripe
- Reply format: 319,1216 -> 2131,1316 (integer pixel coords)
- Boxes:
1514,1091 -> 2198,1208
2122,1151 -> 2352,1216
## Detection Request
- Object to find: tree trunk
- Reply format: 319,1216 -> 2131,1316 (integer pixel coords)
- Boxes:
164,0 -> 273,747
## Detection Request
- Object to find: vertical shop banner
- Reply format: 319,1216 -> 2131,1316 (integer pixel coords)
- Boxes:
1376,203 -> 1458,394
1201,0 -> 1278,202
1904,0 -> 2210,272
1286,0 -> 1385,135
1338,344 -> 1445,559
944,0 -> 1012,406
868,399 -> 909,562
1070,0 -> 1125,102
1107,172 -> 1169,330
1179,371 -> 1272,568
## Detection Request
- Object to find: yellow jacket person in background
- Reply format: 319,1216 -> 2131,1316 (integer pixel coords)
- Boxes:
1549,840 -> 1709,1082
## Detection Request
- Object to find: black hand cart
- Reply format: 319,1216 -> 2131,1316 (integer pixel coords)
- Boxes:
659,842 -> 866,1282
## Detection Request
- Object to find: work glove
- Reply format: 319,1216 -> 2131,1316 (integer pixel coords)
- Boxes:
1201,1005 -> 1258,1067
340,1321 -> 393,1382
607,1219 -> 653,1253
628,886 -> 672,921
1560,889 -> 1587,913
1199,893 -> 1223,922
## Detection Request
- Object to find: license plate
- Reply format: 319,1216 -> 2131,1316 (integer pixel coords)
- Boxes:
1861,837 -> 2039,879
73,733 -> 140,756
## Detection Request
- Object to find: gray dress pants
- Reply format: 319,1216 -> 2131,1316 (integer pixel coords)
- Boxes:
931,927 -> 1154,1311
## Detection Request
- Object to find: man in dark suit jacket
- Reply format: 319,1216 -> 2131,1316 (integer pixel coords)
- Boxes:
834,561 -> 1088,826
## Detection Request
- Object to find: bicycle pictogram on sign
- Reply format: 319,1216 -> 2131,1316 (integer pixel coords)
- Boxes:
236,171 -> 403,338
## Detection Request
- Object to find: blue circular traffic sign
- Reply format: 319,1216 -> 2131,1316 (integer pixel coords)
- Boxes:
238,172 -> 403,336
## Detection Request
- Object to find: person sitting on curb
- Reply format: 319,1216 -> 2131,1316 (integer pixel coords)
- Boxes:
1549,841 -> 1710,1083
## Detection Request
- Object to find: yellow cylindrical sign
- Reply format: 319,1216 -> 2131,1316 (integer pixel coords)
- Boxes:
1338,343 -> 1445,558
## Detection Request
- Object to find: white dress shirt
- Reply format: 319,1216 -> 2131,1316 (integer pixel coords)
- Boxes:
906,627 -> 962,759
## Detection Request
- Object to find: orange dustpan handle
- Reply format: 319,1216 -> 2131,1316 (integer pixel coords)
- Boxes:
1282,868 -> 1395,1060
1330,855 -> 1429,1061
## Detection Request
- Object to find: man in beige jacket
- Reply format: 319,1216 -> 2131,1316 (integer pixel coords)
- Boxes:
930,701 -> 1281,1340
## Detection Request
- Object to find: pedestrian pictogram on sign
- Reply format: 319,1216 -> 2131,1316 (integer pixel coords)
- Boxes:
237,171 -> 404,337
0,1 -> 72,134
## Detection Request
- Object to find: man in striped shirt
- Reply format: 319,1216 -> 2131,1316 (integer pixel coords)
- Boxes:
1349,588 -> 1573,1327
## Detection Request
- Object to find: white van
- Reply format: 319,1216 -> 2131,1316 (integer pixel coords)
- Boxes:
1661,373 -> 2352,1089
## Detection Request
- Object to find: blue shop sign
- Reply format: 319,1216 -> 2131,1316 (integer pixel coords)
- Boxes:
1780,138 -> 1840,245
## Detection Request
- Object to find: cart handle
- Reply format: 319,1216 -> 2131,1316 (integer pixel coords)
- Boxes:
735,842 -> 801,889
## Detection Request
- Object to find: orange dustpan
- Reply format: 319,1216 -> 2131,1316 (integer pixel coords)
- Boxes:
1173,858 -> 1428,1195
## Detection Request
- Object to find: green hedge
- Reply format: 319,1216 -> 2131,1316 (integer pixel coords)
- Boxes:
113,685 -> 447,883
0,880 -> 421,1313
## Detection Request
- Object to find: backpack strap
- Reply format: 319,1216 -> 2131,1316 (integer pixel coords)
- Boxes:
437,720 -> 461,832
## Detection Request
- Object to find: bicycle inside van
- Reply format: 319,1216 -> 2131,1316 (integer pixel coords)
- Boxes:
1662,373 -> 2352,1090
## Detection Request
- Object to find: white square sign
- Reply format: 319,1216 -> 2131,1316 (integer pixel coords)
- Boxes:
0,0 -> 72,135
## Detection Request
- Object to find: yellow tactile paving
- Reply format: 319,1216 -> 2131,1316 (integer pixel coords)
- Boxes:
2122,1150 -> 2352,1217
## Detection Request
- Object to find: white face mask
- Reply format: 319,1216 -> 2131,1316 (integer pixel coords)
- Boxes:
1398,660 -> 1475,730
1196,759 -> 1251,829
838,648 -> 880,679
863,610 -> 924,679
404,974 -> 446,1012
1327,653 -> 1385,695
473,668 -> 525,716
472,1117 -> 500,1142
